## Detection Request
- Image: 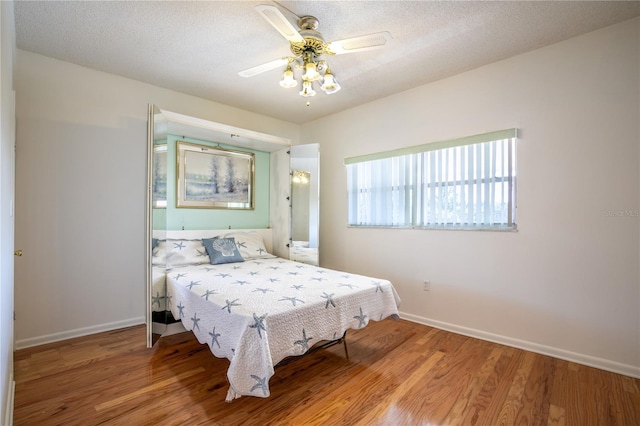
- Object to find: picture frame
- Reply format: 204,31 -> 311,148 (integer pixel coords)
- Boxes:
176,141 -> 254,209
152,144 -> 167,208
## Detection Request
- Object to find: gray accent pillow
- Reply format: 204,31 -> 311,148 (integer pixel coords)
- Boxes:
202,237 -> 244,265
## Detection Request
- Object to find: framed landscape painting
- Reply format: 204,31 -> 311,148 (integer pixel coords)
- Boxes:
176,141 -> 254,209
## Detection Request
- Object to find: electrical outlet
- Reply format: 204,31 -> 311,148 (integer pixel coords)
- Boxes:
423,280 -> 431,291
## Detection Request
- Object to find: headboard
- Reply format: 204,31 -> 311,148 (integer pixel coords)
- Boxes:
157,228 -> 274,254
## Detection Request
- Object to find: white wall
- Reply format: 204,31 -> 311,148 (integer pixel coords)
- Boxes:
14,50 -> 300,347
303,18 -> 640,376
0,2 -> 15,422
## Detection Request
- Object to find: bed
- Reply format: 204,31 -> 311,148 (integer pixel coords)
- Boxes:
150,234 -> 171,327
156,229 -> 401,401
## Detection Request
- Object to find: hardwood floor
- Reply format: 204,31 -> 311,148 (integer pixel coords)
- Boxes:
13,319 -> 640,425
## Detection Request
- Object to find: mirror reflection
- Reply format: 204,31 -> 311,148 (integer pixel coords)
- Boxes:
149,106 -> 167,345
290,144 -> 319,266
146,105 -> 293,347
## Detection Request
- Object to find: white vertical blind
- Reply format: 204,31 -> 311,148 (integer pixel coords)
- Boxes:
346,129 -> 517,230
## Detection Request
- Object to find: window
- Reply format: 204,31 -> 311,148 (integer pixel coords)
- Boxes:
346,129 -> 517,230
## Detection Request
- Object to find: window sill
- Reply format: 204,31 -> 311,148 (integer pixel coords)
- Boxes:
347,225 -> 518,232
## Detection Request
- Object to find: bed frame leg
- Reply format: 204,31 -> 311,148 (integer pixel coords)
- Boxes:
341,331 -> 349,360
343,338 -> 349,361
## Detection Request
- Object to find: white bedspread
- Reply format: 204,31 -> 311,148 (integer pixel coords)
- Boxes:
151,266 -> 167,312
166,257 -> 401,401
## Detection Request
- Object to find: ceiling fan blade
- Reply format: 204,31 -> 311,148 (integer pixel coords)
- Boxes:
255,4 -> 304,44
238,58 -> 289,78
327,31 -> 392,55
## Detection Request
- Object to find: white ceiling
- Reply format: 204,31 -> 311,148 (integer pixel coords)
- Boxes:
14,1 -> 640,125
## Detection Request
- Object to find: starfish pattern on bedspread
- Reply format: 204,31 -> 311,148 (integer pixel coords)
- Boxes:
187,280 -> 201,290
173,241 -> 186,250
354,307 -> 368,328
321,292 -> 336,308
202,289 -> 218,300
253,288 -> 273,294
339,283 -> 356,289
250,375 -> 268,396
249,313 -> 267,338
222,299 -> 241,313
152,292 -> 164,308
174,273 -> 187,280
371,281 -> 384,293
279,296 -> 304,306
191,312 -> 201,331
209,327 -> 221,348
294,329 -> 313,352
177,302 -> 185,318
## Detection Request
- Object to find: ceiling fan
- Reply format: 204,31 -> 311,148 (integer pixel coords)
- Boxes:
238,4 -> 392,98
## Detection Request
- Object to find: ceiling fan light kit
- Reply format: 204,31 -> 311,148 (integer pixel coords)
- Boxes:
300,80 -> 317,97
279,64 -> 297,88
320,67 -> 340,94
242,4 -> 391,100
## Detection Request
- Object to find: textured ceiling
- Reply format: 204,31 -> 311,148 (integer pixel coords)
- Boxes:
14,1 -> 640,125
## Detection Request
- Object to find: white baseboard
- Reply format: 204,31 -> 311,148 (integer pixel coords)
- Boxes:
163,322 -> 187,336
4,375 -> 14,426
14,317 -> 145,350
399,311 -> 640,379
152,321 -> 187,337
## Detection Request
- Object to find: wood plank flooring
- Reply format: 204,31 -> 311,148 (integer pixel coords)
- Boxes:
13,319 -> 640,425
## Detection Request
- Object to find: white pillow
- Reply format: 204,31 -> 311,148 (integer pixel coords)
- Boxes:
223,231 -> 275,260
165,239 -> 210,266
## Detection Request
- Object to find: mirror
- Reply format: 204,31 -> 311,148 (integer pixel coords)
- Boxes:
147,105 -> 168,347
289,144 -> 319,266
146,105 -> 292,347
